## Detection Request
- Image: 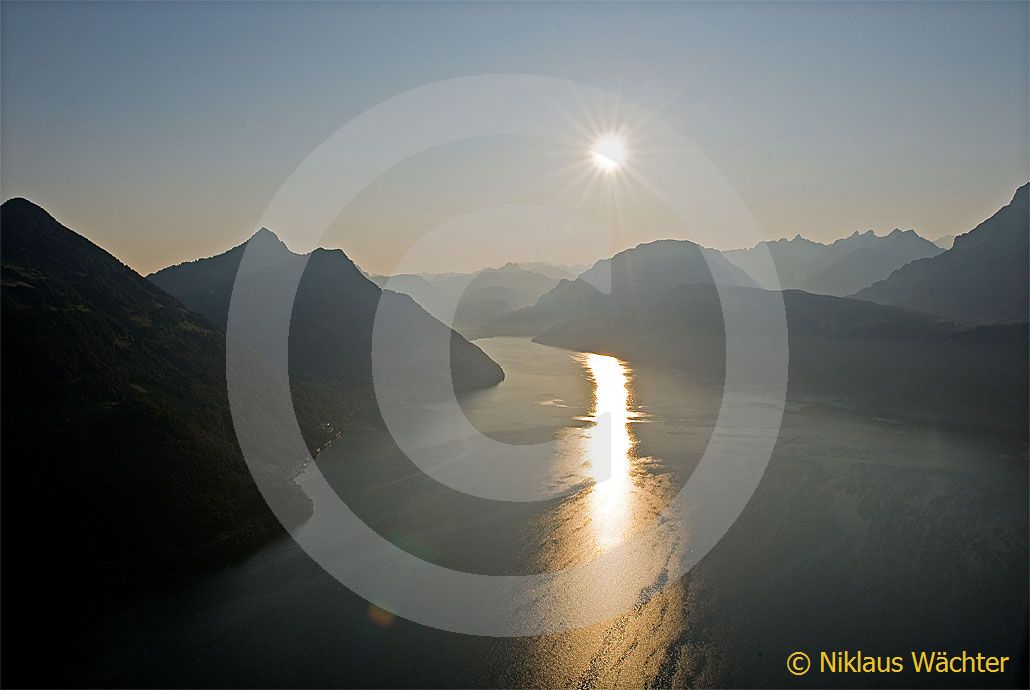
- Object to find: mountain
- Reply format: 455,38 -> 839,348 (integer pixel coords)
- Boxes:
933,234 -> 956,250
1,198 -> 320,677
150,229 -> 504,403
144,226 -> 288,324
853,184 -> 1029,324
532,282 -> 1027,429
369,272 -> 441,309
1,198 -> 312,577
370,262 -> 561,333
471,238 -> 756,338
463,263 -> 563,310
724,229 -> 942,296
578,239 -> 758,300
506,261 -> 588,280
723,235 -> 827,290
802,228 -> 943,296
462,224 -> 1025,427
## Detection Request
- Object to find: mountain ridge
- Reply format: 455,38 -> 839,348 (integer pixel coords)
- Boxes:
853,183 -> 1029,323
724,226 -> 942,295
1,197 -> 312,587
150,227 -> 505,406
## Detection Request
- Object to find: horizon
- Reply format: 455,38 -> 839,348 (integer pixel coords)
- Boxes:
2,183 -> 1022,278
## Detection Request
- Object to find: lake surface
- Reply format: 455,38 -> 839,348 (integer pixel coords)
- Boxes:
84,337 -> 1027,687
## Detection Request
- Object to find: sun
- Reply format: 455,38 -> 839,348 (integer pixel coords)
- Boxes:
592,134 -> 626,172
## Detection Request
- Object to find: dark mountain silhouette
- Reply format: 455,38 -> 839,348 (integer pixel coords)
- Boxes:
472,238 -> 755,337
150,229 -> 504,403
1,198 -> 320,679
533,282 -> 1027,429
145,226 -> 289,324
724,228 -> 942,295
1,198 -> 311,576
853,184 -> 1029,324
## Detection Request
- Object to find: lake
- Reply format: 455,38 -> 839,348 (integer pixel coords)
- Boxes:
83,337 -> 1027,687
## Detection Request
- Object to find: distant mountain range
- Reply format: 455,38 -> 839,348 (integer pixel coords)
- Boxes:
470,238 -> 756,337
471,186 -> 1029,427
372,225 -> 948,327
500,261 -> 589,281
368,262 -> 563,333
854,184 -> 1029,324
578,239 -> 757,299
723,227 -> 943,296
407,261 -> 588,282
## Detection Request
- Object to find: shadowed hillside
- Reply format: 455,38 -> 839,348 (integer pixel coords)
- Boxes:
533,282 -> 1027,429
150,228 -> 505,411
854,184 -> 1029,323
1,198 -> 322,682
1,198 -> 313,577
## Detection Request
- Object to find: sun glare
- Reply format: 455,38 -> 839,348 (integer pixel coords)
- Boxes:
583,352 -> 635,549
591,134 -> 627,172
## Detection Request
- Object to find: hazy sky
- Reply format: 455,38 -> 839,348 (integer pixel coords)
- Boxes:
2,1 -> 1027,275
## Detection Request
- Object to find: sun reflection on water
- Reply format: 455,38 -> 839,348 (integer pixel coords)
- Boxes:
581,352 -> 638,550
